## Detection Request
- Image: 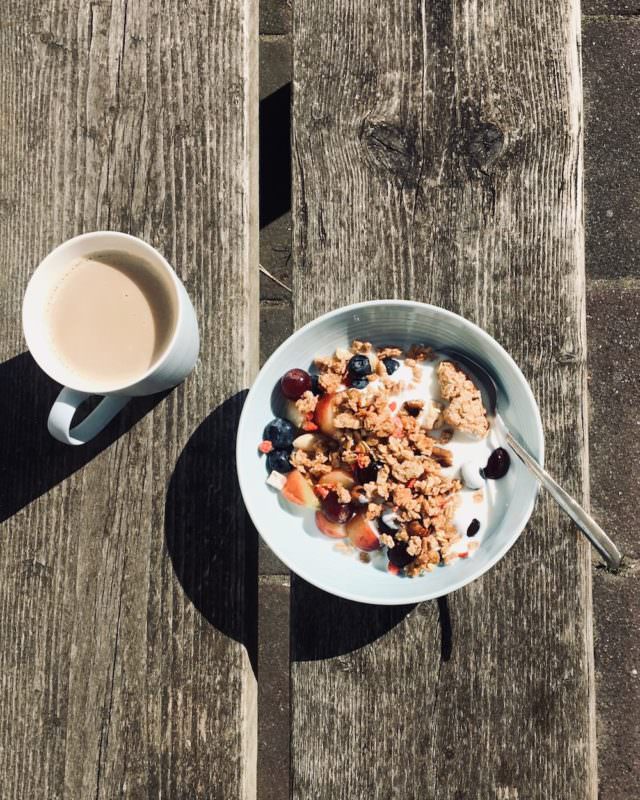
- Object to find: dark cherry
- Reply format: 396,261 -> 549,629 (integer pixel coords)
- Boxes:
321,491 -> 353,524
467,518 -> 480,537
354,460 -> 382,485
480,447 -> 511,480
281,368 -> 312,400
387,540 -> 414,568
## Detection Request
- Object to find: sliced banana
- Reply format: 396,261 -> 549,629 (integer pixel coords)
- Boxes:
292,432 -> 320,451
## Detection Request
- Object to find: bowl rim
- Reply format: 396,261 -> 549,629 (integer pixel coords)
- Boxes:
236,299 -> 545,605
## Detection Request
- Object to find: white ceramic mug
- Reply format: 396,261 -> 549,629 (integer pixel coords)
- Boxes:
22,232 -> 200,445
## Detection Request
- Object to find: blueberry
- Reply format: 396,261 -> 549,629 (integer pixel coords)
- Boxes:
311,374 -> 324,396
264,417 -> 297,449
347,354 -> 372,378
467,518 -> 480,537
387,540 -> 413,568
350,377 -> 369,389
383,357 -> 400,376
354,460 -> 382,485
266,449 -> 293,473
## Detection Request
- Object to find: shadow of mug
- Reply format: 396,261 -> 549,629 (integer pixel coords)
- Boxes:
0,352 -> 166,524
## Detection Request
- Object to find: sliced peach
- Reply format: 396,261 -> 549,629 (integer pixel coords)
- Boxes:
318,468 -> 355,490
314,393 -> 338,437
282,470 -> 320,508
346,512 -> 381,552
283,399 -> 305,428
315,510 -> 348,539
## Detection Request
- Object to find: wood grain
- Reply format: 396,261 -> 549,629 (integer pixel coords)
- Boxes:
291,1 -> 596,798
0,2 -> 258,798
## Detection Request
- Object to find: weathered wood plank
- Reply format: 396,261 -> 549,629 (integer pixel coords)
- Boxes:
0,2 -> 258,798
291,1 -> 595,798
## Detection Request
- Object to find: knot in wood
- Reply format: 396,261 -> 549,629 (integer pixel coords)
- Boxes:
465,122 -> 504,169
361,118 -> 419,184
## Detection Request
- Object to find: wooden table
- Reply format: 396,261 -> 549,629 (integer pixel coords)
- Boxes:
0,1 -> 595,798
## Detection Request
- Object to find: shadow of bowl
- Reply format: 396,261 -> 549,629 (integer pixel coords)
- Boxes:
164,391 -> 258,675
290,581 -> 453,662
290,575 -> 417,660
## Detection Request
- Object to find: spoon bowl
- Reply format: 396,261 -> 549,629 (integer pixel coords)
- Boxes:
441,349 -> 623,569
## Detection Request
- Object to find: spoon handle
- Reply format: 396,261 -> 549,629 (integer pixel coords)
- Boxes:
505,430 -> 623,569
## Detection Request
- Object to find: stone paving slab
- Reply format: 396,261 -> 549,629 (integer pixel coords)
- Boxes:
260,216 -> 292,304
260,0 -> 291,35
583,1 -> 640,14
259,36 -> 291,116
259,32 -> 292,575
587,278 -> 640,800
583,18 -> 640,279
593,570 -> 640,799
587,281 -> 640,558
260,38 -> 292,266
257,298 -> 291,576
257,576 -> 290,800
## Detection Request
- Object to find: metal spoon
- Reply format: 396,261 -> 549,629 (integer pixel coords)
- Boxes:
440,349 -> 623,569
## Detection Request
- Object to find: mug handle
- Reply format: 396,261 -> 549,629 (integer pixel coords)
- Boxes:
47,387 -> 130,445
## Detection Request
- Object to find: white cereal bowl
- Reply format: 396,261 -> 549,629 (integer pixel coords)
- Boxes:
236,300 -> 544,605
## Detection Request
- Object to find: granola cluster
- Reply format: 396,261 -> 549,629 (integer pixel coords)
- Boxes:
437,360 -> 489,438
285,341 -> 489,576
